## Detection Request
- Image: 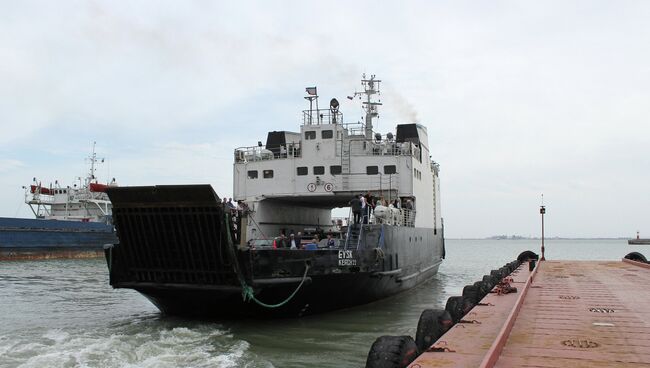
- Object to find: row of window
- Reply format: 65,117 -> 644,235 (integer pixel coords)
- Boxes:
298,165 -> 397,176
414,168 -> 422,180
247,165 -> 398,179
304,130 -> 334,140
247,170 -> 274,179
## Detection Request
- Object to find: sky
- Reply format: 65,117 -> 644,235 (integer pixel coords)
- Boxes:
1,1 -> 649,238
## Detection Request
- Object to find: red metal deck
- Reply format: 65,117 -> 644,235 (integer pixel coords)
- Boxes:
409,259 -> 650,367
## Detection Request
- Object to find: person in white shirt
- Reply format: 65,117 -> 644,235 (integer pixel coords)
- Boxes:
289,233 -> 298,249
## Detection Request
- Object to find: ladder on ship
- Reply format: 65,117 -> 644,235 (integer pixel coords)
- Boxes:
341,140 -> 350,190
345,220 -> 365,250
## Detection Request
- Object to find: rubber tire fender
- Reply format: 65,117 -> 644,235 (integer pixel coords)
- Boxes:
365,335 -> 419,368
517,250 -> 539,263
415,309 -> 453,353
482,275 -> 497,291
490,269 -> 504,282
445,295 -> 475,323
624,252 -> 648,263
473,280 -> 490,300
462,284 -> 481,305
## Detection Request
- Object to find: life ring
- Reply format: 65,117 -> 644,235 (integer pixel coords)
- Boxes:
307,183 -> 316,192
323,182 -> 333,192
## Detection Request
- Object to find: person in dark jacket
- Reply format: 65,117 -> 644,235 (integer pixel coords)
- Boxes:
350,195 -> 362,224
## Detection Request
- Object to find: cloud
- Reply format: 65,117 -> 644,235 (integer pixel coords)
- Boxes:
1,1 -> 649,237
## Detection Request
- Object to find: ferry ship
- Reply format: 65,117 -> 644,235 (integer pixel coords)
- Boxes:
104,75 -> 445,317
0,143 -> 118,260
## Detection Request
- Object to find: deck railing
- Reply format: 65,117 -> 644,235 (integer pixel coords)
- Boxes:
235,138 -> 421,164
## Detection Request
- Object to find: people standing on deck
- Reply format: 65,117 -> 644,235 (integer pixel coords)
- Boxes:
275,233 -> 287,248
405,197 -> 414,210
289,233 -> 298,249
227,198 -> 236,210
350,195 -> 361,224
296,231 -> 303,248
305,237 -> 319,250
360,194 -> 367,224
326,233 -> 336,248
365,191 -> 377,223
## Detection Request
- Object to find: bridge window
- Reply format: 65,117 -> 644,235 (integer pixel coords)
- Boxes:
314,166 -> 325,175
297,166 -> 308,175
305,131 -> 316,140
263,170 -> 274,178
322,130 -> 333,139
247,170 -> 258,179
366,166 -> 378,175
384,165 -> 396,174
330,165 -> 342,175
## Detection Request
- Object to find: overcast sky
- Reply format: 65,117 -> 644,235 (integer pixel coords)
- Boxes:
1,1 -> 648,238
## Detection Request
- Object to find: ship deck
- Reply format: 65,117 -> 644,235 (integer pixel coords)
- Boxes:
409,259 -> 650,367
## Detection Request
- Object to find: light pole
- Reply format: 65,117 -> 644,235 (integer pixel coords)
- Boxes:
540,205 -> 546,261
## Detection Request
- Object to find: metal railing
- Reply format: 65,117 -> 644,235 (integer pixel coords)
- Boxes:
234,143 -> 301,163
347,139 -> 421,159
234,136 -> 422,164
302,109 -> 344,125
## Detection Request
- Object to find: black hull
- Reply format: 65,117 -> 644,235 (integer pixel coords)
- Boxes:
131,262 -> 441,318
105,185 -> 445,319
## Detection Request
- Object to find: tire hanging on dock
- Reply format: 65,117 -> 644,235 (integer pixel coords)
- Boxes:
517,250 -> 539,263
415,309 -> 453,353
365,335 -> 419,368
624,252 -> 648,263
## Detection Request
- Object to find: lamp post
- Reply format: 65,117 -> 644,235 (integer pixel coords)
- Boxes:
540,205 -> 546,261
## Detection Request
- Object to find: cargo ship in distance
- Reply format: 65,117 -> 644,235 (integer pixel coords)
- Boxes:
104,75 -> 445,318
0,143 -> 118,260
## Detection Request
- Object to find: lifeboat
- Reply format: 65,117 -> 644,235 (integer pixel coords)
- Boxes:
30,185 -> 52,195
89,183 -> 109,192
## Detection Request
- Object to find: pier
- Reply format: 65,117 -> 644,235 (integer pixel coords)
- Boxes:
404,256 -> 650,367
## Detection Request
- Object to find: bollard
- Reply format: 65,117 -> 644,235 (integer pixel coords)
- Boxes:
529,259 -> 536,271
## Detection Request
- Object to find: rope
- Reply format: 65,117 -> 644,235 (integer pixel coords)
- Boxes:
245,211 -> 269,241
224,212 -> 310,308
241,264 -> 310,308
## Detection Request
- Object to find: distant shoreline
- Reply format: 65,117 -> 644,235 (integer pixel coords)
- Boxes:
447,237 -> 631,241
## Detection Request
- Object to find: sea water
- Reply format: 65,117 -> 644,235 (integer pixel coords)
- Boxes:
0,239 -> 640,367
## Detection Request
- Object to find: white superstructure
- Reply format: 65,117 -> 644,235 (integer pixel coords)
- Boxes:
233,75 -> 442,242
24,142 -> 116,223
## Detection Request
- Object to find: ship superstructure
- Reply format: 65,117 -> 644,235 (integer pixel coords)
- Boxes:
233,75 -> 442,247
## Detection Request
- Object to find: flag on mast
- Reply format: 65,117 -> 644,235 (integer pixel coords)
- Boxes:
306,86 -> 317,96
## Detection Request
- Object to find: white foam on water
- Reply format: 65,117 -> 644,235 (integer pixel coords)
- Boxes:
0,326 -> 257,368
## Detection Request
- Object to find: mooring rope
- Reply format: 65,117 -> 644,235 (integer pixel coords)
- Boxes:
224,212 -> 310,308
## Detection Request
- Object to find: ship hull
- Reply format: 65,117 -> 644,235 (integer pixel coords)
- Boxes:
132,260 -> 441,318
104,185 -> 445,319
0,217 -> 116,260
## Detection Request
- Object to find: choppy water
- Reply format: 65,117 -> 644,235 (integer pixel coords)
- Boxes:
0,239 -> 642,367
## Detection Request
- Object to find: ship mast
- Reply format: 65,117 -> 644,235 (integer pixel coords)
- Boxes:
86,141 -> 104,185
360,74 -> 382,139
